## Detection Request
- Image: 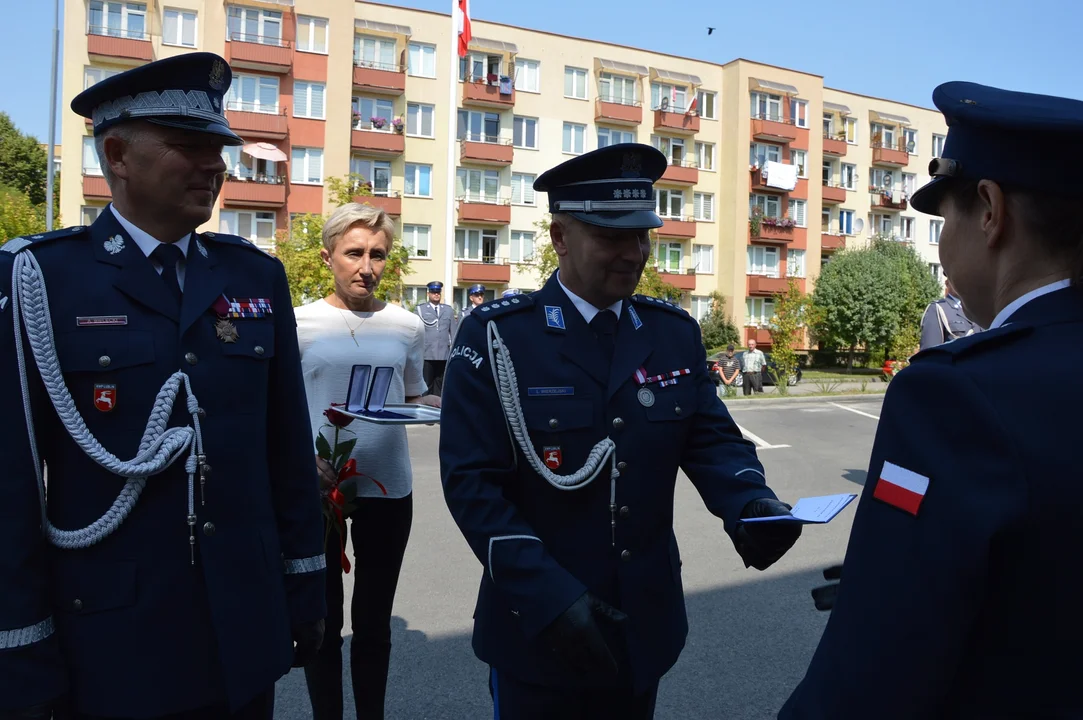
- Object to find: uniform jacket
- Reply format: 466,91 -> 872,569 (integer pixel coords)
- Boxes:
0,211 -> 326,717
781,286 -> 1083,719
919,294 -> 981,350
415,302 -> 456,361
439,274 -> 776,693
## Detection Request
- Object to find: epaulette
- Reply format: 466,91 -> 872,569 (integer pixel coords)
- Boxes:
470,293 -> 534,320
199,231 -> 277,260
913,322 -> 1032,364
2,225 -> 90,254
632,294 -> 694,320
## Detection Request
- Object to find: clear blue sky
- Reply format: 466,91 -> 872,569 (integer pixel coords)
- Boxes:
4,0 -> 1082,142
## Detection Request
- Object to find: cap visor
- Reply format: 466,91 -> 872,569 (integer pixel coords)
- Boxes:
567,210 -> 664,230
146,118 -> 245,146
909,176 -> 949,216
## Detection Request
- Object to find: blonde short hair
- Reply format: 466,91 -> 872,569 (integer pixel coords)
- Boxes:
322,202 -> 395,252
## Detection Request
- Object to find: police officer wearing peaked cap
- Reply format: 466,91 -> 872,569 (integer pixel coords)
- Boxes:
781,82 -> 1083,719
0,53 -> 326,719
439,143 -> 801,719
416,280 -> 456,395
461,283 -> 487,320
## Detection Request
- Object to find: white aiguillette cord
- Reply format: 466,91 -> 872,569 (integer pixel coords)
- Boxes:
485,320 -> 623,546
11,249 -> 206,561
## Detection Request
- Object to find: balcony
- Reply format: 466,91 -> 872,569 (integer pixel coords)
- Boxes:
83,174 -> 111,200
745,327 -> 774,346
747,275 -> 805,295
462,80 -> 515,109
595,98 -> 643,126
750,167 -> 793,194
821,233 -> 846,252
653,109 -> 699,135
228,34 -> 292,74
749,219 -> 799,243
871,141 -> 909,167
353,62 -> 406,96
870,191 -> 908,211
751,115 -> 798,143
221,176 -> 287,208
458,259 -> 511,284
822,183 -> 847,204
657,268 -> 697,291
660,161 -> 698,186
87,28 -> 152,65
460,138 -> 514,166
350,129 -> 405,156
658,216 -> 697,239
458,198 -> 511,225
354,192 -> 402,217
823,134 -> 848,156
226,106 -> 288,140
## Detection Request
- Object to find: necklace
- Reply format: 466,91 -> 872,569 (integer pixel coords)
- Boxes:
337,307 -> 371,346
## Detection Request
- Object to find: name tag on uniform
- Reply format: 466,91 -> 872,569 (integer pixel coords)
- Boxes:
77,315 -> 128,327
528,386 -> 575,397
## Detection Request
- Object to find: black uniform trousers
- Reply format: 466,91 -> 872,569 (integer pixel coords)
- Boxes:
489,669 -> 659,720
423,360 -> 447,397
60,690 -> 273,720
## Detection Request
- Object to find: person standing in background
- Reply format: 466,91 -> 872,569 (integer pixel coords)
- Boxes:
741,339 -> 767,395
461,284 -> 487,320
415,280 -> 455,396
919,278 -> 982,350
719,344 -> 742,397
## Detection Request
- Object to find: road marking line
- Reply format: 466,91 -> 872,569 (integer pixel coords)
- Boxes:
735,424 -> 791,450
829,402 -> 880,420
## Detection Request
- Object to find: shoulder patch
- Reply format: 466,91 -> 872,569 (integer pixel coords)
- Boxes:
200,231 -> 276,260
2,225 -> 88,254
913,323 -> 1031,364
471,294 -> 535,320
632,294 -> 693,320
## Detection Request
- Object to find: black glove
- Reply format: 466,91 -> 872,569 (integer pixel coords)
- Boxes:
539,592 -> 628,679
291,618 -> 326,668
811,565 -> 842,611
735,497 -> 802,570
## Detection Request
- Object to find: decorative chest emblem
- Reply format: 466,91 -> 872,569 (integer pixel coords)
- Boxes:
104,235 -> 125,255
215,318 -> 239,343
543,446 -> 562,470
94,384 -> 117,412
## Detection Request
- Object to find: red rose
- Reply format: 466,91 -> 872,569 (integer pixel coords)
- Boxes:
324,407 -> 353,428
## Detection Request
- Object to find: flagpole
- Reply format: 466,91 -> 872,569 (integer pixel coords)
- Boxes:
45,0 -> 60,231
443,0 -> 459,303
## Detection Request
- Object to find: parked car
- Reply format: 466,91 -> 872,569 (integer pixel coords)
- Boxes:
731,351 -> 802,387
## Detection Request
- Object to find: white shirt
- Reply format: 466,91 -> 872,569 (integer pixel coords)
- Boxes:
109,204 -> 191,290
556,272 -> 623,324
988,279 -> 1072,330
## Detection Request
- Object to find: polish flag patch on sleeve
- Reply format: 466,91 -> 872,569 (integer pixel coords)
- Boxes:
873,461 -> 930,516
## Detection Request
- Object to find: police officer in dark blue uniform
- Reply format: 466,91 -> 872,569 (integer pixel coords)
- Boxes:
781,82 -> 1083,719
0,53 -> 325,720
439,143 -> 801,719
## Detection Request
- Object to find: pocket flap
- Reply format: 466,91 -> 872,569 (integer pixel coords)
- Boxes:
219,320 -> 276,360
56,330 -> 155,373
643,385 -> 697,422
523,398 -> 595,433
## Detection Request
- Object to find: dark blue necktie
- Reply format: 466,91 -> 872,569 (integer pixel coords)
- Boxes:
590,309 -> 618,366
151,243 -> 184,306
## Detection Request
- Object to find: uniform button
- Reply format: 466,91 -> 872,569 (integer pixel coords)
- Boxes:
185,352 -> 198,365
71,598 -> 83,612
612,417 -> 624,429
197,408 -> 207,419
254,345 -> 265,356
620,506 -> 630,518
617,461 -> 627,471
674,406 -> 682,415
203,522 -> 216,536
548,418 -> 559,429
98,355 -> 111,368
621,549 -> 632,562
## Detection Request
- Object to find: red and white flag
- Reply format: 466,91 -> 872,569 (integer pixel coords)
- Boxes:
686,94 -> 698,115
873,461 -> 929,516
455,0 -> 472,58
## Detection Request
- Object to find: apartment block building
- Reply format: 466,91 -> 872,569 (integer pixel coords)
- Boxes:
61,0 -> 948,344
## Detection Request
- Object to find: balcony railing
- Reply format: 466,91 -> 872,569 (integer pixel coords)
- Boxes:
871,138 -> 909,166
870,190 -> 908,210
821,233 -> 846,252
354,192 -> 402,217
653,108 -> 699,134
822,182 -> 847,203
221,175 -> 287,207
595,97 -> 643,126
657,215 -> 697,238
460,138 -> 514,165
822,133 -> 848,156
228,33 -> 292,73
350,128 -> 405,155
463,79 -> 515,108
458,197 -> 512,224
353,60 -> 407,95
87,25 -> 152,62
457,258 -> 512,283
229,32 -> 289,47
654,260 -> 698,290
225,105 -> 289,139
751,113 -> 799,143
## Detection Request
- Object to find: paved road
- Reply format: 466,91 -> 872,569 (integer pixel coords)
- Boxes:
274,396 -> 886,719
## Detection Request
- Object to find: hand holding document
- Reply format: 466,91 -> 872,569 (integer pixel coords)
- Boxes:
740,493 -> 857,525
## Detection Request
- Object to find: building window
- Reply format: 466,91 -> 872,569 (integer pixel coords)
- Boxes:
82,136 -> 102,176
692,243 -> 714,273
562,122 -> 586,154
839,209 -> 854,235
693,193 -> 714,222
88,1 -> 146,39
695,141 -> 715,171
510,230 -> 535,263
929,262 -> 944,285
162,8 -> 196,47
750,194 -> 781,219
691,295 -> 711,321
840,163 -> 857,190
791,99 -> 808,128
510,173 -> 536,206
901,216 -> 915,241
652,83 -> 688,112
823,112 -> 834,138
291,147 -> 323,185
403,224 -> 431,258
747,245 -> 780,277
873,214 -> 893,237
599,73 -> 637,105
455,227 -> 498,262
404,163 -> 432,198
356,96 -> 394,130
696,90 -> 717,119
843,117 -> 858,144
227,5 -> 281,44
459,52 -> 503,82
402,285 -> 428,310
564,67 -> 588,99
903,128 -> 918,154
456,168 -> 500,203
750,92 -> 782,121
296,15 -> 328,53
790,149 -> 808,178
84,66 -> 120,89
656,189 -> 684,219
652,135 -> 687,165
598,127 -> 635,147
227,74 -> 279,114
220,210 -> 276,249
349,158 -> 390,195
356,35 -> 396,70
656,242 -> 682,272
746,297 -> 776,326
903,173 -> 917,198
930,219 -> 943,244
822,160 -> 833,185
515,59 -> 540,93
407,43 -> 436,78
788,199 -> 807,228
870,168 -> 894,192
932,134 -> 946,158
81,206 -> 105,225
293,81 -> 326,119
871,122 -> 896,149
458,109 -> 500,143
787,249 -> 806,278
821,208 -> 832,231
407,103 -> 435,138
513,116 -> 538,149
749,142 -> 782,166
222,145 -> 279,182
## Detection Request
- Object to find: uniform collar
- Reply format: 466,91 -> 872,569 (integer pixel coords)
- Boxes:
556,271 -> 623,324
109,203 -> 191,260
989,279 -> 1072,329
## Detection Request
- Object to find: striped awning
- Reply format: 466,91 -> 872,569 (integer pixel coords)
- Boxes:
750,78 -> 800,95
651,67 -> 702,87
823,101 -> 851,114
596,58 -> 649,76
354,19 -> 412,36
469,37 -> 518,54
870,109 -> 911,125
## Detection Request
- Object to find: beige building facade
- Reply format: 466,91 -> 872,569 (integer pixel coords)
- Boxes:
61,0 -> 947,342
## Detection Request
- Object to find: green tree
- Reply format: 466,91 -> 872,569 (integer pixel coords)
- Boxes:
0,113 -> 49,206
768,278 -> 819,395
0,186 -> 48,243
870,236 -> 941,361
698,291 -> 741,351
